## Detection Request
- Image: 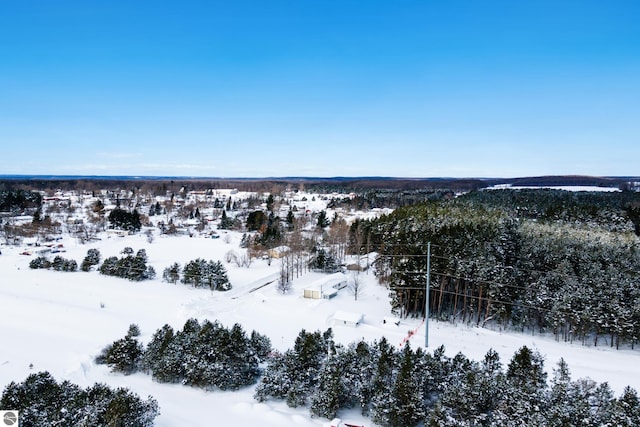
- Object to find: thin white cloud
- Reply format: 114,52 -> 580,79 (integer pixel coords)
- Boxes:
96,152 -> 143,159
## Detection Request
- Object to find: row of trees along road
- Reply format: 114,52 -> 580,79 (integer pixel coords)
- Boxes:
350,189 -> 640,349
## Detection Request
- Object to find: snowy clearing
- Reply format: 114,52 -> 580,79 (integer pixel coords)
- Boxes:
1,231 -> 639,426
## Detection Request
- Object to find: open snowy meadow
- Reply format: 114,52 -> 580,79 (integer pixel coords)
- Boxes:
2,229 -> 639,426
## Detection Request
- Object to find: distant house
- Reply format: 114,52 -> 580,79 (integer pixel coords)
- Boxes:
107,229 -> 127,238
332,311 -> 363,328
268,245 -> 290,259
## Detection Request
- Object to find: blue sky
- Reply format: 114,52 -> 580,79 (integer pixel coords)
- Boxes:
1,1 -> 638,178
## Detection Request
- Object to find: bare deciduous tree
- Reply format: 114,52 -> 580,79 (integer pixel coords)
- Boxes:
349,271 -> 365,301
277,257 -> 292,294
238,250 -> 252,268
225,250 -> 237,264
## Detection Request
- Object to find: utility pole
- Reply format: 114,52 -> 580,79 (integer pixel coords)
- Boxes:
425,242 -> 431,348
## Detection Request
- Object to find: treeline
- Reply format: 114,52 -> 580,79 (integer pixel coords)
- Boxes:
351,189 -> 640,348
255,329 -> 640,426
96,320 -> 270,391
461,188 -> 640,234
0,189 -> 42,212
27,247 -> 234,292
327,189 -> 455,210
0,371 -> 158,426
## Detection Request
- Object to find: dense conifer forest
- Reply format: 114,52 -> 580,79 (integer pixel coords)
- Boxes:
351,189 -> 640,348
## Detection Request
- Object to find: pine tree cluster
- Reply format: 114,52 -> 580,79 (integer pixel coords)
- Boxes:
245,209 -> 283,248
99,247 -> 156,281
29,255 -> 77,272
309,248 -> 339,273
162,258 -> 232,291
0,371 -> 158,427
255,331 -> 640,426
96,319 -> 270,391
0,189 -> 42,212
108,207 -> 142,231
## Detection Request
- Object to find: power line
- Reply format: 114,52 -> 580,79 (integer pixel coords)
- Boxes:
390,285 -> 606,321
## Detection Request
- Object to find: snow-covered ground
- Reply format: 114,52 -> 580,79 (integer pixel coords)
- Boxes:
1,231 -> 639,426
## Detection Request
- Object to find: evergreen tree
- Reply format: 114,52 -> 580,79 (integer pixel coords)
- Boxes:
547,358 -> 573,427
182,258 -> 207,287
219,209 -> 235,229
86,384 -> 159,427
370,337 -> 397,425
310,356 -> 346,419
589,382 -> 617,425
254,351 -> 295,402
216,323 -> 261,390
141,324 -> 174,374
286,208 -> 295,230
81,248 -> 101,271
207,260 -> 232,291
95,333 -> 144,375
162,262 -> 181,284
317,210 -> 330,229
254,329 -> 333,408
250,330 -> 272,362
127,323 -> 141,338
350,340 -> 376,414
611,386 -> 640,426
388,343 -> 425,427
100,256 -> 119,276
494,346 -> 547,425
246,210 -> 267,231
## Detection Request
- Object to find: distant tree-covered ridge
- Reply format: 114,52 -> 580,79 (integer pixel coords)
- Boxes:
351,189 -> 640,348
0,371 -> 158,427
461,188 -> 640,233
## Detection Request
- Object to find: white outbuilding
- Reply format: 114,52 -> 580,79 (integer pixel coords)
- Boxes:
332,311 -> 363,328
303,272 -> 347,300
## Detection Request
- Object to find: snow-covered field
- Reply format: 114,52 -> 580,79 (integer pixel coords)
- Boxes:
1,231 -> 639,426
